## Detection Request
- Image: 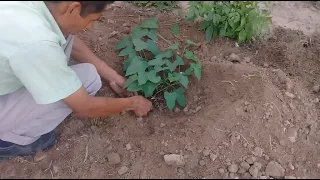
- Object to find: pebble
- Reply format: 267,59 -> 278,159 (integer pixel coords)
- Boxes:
228,164 -> 239,173
209,153 -> 218,162
314,98 -> 320,103
260,176 -> 269,179
118,166 -> 128,176
286,81 -> 294,91
159,151 -> 165,156
140,169 -> 148,179
137,117 -> 143,121
202,149 -> 210,157
183,107 -> 189,112
174,107 -> 181,113
244,57 -> 251,63
52,165 -> 59,174
107,152 -> 121,165
34,152 -> 47,162
204,88 -> 211,95
199,160 -> 206,166
229,172 -> 235,179
122,22 -> 130,27
240,161 -> 251,170
264,155 -> 270,160
126,144 -> 132,151
265,161 -> 285,177
285,176 -> 297,179
254,162 -> 262,170
218,168 -> 225,174
263,63 -> 269,68
287,128 -> 298,143
249,166 -> 259,178
238,168 -> 246,174
285,92 -> 296,99
252,147 -> 264,157
229,53 -> 241,62
246,157 -> 257,165
243,172 -> 252,179
160,123 -> 166,128
163,154 -> 185,166
275,69 -> 287,84
313,85 -> 320,93
288,162 -> 295,170
210,56 -> 217,62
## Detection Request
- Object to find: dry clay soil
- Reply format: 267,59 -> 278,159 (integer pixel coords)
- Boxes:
2,2 -> 320,179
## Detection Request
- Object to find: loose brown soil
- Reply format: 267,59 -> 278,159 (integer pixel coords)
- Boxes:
1,2 -> 320,179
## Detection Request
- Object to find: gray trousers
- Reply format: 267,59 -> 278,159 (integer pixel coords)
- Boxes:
0,36 -> 102,145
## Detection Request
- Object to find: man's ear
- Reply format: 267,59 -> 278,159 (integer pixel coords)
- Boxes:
66,2 -> 82,16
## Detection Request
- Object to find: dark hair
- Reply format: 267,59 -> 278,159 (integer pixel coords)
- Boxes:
48,1 -> 115,16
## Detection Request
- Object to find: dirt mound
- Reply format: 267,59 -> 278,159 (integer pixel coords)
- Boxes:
1,3 -> 320,179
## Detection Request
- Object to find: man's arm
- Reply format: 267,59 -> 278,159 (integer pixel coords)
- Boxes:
71,36 -> 119,82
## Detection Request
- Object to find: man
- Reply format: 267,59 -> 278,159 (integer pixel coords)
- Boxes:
0,1 -> 153,159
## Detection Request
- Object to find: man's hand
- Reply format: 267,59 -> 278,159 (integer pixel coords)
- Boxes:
109,73 -> 137,97
131,96 -> 153,117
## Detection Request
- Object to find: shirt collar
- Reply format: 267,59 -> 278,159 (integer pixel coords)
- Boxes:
32,1 -> 66,45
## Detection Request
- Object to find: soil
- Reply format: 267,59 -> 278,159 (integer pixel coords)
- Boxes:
1,1 -> 320,179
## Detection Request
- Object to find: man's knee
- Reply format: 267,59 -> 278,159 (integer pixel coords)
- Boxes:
71,63 -> 102,95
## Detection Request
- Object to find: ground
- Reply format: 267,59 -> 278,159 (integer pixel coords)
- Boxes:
1,1 -> 320,179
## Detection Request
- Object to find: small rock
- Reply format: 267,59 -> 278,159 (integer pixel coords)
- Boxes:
174,107 -> 181,113
164,154 -> 185,166
218,168 -> 225,174
107,152 -> 121,165
275,69 -> 287,84
118,166 -> 128,176
253,162 -> 262,170
246,157 -> 257,165
159,151 -> 165,156
244,57 -> 251,63
210,56 -> 217,62
229,53 -> 241,62
34,152 -> 47,162
126,144 -> 132,151
140,169 -> 148,179
240,161 -> 251,170
204,88 -> 211,95
137,117 -> 143,121
228,164 -> 239,173
264,155 -> 270,160
288,162 -> 295,170
122,27 -> 130,34
209,153 -> 218,162
252,147 -> 264,157
249,166 -> 259,178
238,168 -> 247,174
183,107 -> 189,113
287,128 -> 298,143
195,106 -> 202,112
265,161 -> 285,177
202,149 -> 210,157
313,85 -> 320,93
260,176 -> 269,179
285,176 -> 297,179
317,163 -> 320,168
122,22 -> 130,27
108,31 -> 119,38
286,81 -> 294,91
229,172 -> 235,179
263,63 -> 269,68
243,172 -> 252,179
52,165 -> 59,174
314,98 -> 320,103
199,160 -> 206,166
285,92 -> 296,99
160,123 -> 166,128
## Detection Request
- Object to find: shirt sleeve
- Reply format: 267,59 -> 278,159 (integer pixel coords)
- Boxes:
9,40 -> 82,104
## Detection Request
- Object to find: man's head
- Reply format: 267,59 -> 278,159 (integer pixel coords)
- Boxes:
45,1 -> 114,35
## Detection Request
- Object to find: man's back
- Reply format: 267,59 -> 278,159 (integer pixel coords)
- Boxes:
0,1 -> 65,96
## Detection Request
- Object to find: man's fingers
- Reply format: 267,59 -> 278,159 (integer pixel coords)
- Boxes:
110,81 -> 124,97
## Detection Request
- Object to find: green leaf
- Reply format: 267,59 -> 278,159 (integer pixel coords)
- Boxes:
132,26 -> 149,38
183,67 -> 193,76
184,50 -> 197,61
148,54 -> 165,66
175,88 -> 186,107
146,39 -> 160,55
126,56 -> 148,76
132,38 -> 148,51
170,24 -> 180,36
205,25 -> 213,40
119,43 -> 135,56
168,72 -> 180,82
179,75 -> 189,88
191,63 -> 202,80
147,29 -> 158,41
138,71 -> 148,85
200,21 -> 210,30
123,74 -> 138,88
163,49 -> 175,58
165,59 -> 177,72
127,81 -> 143,92
147,70 -> 161,83
154,65 -> 164,73
164,91 -> 177,110
175,56 -> 184,65
168,43 -> 179,50
238,30 -> 247,43
186,40 -> 196,46
115,35 -> 130,50
140,17 -> 158,29
141,81 -> 159,97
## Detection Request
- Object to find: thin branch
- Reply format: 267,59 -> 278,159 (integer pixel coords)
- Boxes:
158,33 -> 172,45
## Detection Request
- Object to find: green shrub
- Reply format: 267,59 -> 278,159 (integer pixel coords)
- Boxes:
186,1 -> 272,43
114,18 -> 202,110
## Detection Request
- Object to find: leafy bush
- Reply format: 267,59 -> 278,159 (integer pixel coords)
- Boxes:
132,1 -> 178,11
114,18 -> 202,110
186,1 -> 272,43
